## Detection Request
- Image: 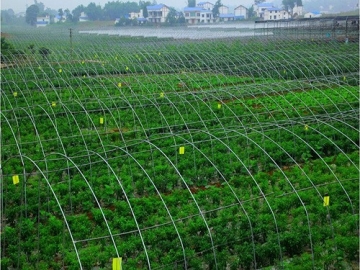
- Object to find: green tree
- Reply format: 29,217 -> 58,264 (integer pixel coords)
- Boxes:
1,9 -> 15,24
177,11 -> 185,23
212,0 -> 222,18
25,4 -> 39,26
247,5 -> 255,18
64,8 -> 73,21
72,5 -> 85,22
139,1 -> 151,18
282,0 -> 302,11
188,0 -> 196,7
58,8 -> 64,17
103,1 -> 139,20
165,7 -> 178,25
85,2 -> 103,21
34,0 -> 45,13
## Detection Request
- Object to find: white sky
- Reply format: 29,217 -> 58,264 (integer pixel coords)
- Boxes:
1,0 -> 255,13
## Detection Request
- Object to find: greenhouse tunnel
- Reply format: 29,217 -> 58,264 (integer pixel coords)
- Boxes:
1,24 -> 359,270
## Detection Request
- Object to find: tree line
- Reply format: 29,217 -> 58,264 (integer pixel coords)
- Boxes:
20,0 -> 303,27
23,1 -> 154,26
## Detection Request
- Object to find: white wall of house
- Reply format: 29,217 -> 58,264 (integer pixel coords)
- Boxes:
219,5 -> 229,14
200,10 -> 213,23
36,16 -> 50,27
147,4 -> 170,23
184,7 -> 213,24
129,10 -> 144,19
254,2 -> 273,18
197,2 -> 214,11
304,12 -> 322,18
234,5 -> 248,19
264,9 -> 290,20
292,4 -> 303,16
79,12 -> 89,22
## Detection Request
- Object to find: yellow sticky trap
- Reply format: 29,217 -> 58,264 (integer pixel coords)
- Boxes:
343,76 -> 346,81
179,146 -> 185,155
95,54 -> 98,58
217,103 -> 221,109
83,75 -> 86,78
304,124 -> 309,131
125,66 -> 129,71
12,175 -> 19,185
100,117 -> 104,124
160,92 -> 164,98
82,61 -> 85,64
51,102 -> 56,107
158,52 -> 161,56
323,195 -> 330,206
112,257 -> 122,270
38,66 -> 42,70
13,92 -> 18,97
102,63 -> 104,66
59,69 -> 62,73
115,56 -> 118,60
118,83 -> 122,87
283,70 -> 286,74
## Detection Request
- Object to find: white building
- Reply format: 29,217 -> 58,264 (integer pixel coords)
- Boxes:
234,5 -> 248,20
263,7 -> 290,20
219,13 -> 235,22
147,4 -> 170,23
53,15 -> 65,23
254,2 -> 273,18
304,11 -> 322,18
219,5 -> 229,14
197,2 -> 214,11
129,9 -> 144,19
36,16 -> 50,27
184,7 -> 213,24
79,12 -> 89,22
292,3 -> 303,17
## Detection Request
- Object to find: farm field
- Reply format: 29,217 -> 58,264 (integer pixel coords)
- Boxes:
1,26 -> 359,269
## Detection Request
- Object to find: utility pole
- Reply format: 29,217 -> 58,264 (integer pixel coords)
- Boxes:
69,28 -> 73,59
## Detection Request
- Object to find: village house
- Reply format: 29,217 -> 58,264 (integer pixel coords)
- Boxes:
36,15 -> 50,27
219,5 -> 229,15
234,5 -> 248,20
254,2 -> 294,21
184,7 -> 213,24
304,11 -> 322,18
79,12 -> 89,22
292,3 -> 304,17
217,5 -> 234,21
263,7 -> 290,20
53,15 -> 65,23
254,2 -> 273,19
197,2 -> 214,11
146,4 -> 170,23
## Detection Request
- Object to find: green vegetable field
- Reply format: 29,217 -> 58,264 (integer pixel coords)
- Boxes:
1,26 -> 359,269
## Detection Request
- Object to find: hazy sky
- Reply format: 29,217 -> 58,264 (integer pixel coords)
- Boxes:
1,0 -> 254,13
